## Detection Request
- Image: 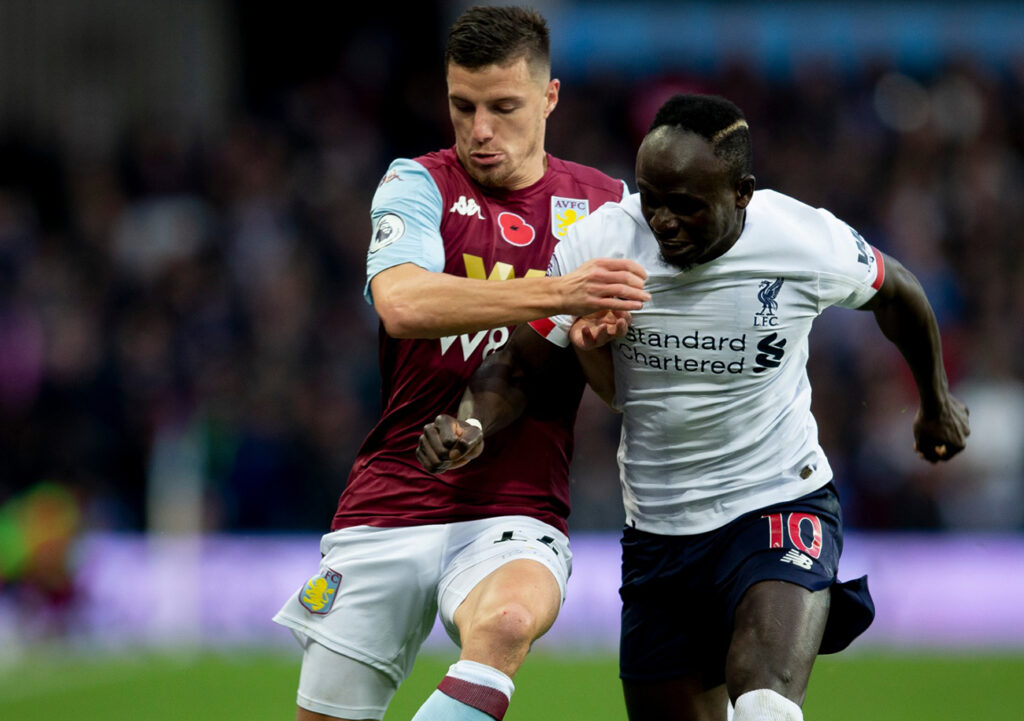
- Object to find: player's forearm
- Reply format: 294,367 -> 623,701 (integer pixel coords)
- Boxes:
456,325 -> 561,434
373,266 -> 565,339
372,259 -> 649,338
575,345 -> 616,408
871,261 -> 950,414
457,350 -> 530,435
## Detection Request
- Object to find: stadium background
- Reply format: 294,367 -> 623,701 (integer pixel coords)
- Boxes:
1,1 -> 1023,718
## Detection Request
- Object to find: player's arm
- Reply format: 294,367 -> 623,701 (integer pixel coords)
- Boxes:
370,259 -> 649,339
367,160 -> 648,339
416,324 -> 562,473
568,310 -> 631,408
857,251 -> 970,462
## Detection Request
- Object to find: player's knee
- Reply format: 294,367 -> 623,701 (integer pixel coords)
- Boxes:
726,637 -> 801,697
468,600 -> 539,649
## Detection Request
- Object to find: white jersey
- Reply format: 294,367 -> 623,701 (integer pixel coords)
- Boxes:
534,190 -> 884,535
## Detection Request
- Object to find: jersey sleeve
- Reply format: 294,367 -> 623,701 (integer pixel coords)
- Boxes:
814,209 -> 885,310
364,159 -> 446,305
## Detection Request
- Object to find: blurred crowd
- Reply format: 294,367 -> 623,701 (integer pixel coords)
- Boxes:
2,10 -> 1023,559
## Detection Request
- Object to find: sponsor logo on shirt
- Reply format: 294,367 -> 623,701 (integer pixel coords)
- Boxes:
449,195 -> 485,219
439,255 -> 546,361
752,332 -> 787,374
498,211 -> 536,246
550,196 -> 590,239
614,324 -> 790,377
369,213 -> 405,253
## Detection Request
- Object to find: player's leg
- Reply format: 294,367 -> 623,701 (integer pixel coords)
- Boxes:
719,482 -> 866,721
410,517 -> 570,721
725,580 -> 829,720
623,676 -> 730,721
454,557 -> 562,673
618,525 -> 733,721
295,638 -> 398,720
273,525 -> 447,720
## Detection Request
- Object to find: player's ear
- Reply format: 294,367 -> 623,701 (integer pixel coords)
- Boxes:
735,174 -> 756,209
544,78 -> 560,117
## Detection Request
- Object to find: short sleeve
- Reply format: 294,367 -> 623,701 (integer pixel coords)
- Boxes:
364,159 -> 446,305
815,209 -> 885,310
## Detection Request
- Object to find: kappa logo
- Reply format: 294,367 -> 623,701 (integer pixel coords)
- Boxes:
450,195 -> 485,219
754,278 -> 784,327
378,170 -> 401,187
299,568 -> 342,615
780,549 -> 814,570
550,196 -> 589,239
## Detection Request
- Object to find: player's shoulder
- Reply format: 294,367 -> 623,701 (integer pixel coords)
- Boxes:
751,188 -> 819,221
410,147 -> 457,172
752,188 -> 847,229
546,155 -> 627,199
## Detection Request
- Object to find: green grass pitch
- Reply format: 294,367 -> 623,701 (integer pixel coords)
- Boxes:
0,648 -> 1021,719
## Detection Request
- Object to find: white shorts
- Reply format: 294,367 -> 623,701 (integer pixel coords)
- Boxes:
272,515 -> 572,691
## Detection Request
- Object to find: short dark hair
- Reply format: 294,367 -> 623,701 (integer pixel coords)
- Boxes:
445,6 -> 550,75
649,94 -> 753,182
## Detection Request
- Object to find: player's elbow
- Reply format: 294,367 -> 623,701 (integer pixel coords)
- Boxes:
375,301 -> 424,338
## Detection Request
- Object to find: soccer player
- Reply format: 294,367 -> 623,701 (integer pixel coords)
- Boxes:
416,94 -> 970,721
272,6 -> 650,721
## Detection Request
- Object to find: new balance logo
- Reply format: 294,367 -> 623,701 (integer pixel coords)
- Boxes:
780,549 -> 814,570
450,195 -> 485,219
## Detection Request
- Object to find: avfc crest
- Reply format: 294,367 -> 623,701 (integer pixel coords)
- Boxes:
550,196 -> 590,239
299,568 -> 342,615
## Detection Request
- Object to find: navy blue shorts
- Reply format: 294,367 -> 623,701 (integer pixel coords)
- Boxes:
619,483 -> 874,683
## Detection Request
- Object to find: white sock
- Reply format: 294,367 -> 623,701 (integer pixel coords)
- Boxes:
733,689 -> 803,721
410,660 -> 514,721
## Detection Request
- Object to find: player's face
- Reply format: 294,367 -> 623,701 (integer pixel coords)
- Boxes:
447,57 -> 558,190
636,127 -> 753,270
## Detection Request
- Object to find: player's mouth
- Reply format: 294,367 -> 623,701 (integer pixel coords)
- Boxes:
656,236 -> 694,253
656,235 -> 701,265
470,150 -> 505,167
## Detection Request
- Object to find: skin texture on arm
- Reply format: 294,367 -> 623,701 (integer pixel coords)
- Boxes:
417,325 -> 565,472
370,259 -> 649,338
569,309 -> 632,408
857,251 -> 970,462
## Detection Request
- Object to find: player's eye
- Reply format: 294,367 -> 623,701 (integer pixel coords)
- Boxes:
668,197 -> 704,216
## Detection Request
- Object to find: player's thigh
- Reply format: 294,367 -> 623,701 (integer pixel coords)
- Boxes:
438,516 -> 571,646
275,524 -> 446,685
453,557 -> 563,641
726,580 -> 829,702
296,638 -> 398,721
622,677 -> 729,721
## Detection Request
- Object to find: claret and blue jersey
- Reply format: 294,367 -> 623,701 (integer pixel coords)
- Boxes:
334,148 -> 628,535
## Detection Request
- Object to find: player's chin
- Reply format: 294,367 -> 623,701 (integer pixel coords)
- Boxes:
466,164 -> 508,188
